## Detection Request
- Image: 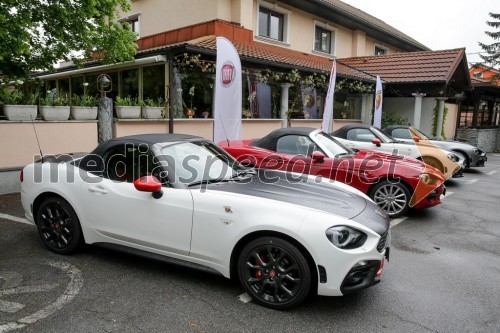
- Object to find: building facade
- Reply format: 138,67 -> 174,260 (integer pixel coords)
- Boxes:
1,0 -> 484,169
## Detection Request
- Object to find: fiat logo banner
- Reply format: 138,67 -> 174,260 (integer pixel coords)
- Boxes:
220,62 -> 235,87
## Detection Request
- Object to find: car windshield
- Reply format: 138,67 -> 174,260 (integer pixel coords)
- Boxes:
372,127 -> 396,143
315,132 -> 353,157
159,141 -> 245,186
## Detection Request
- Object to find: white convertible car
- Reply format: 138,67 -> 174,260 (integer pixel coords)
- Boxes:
21,134 -> 390,309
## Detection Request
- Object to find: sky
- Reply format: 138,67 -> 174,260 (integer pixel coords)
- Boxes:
341,0 -> 498,65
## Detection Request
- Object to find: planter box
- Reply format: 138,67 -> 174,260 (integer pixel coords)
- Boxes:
70,106 -> 98,120
3,105 -> 38,121
141,106 -> 165,119
116,106 -> 141,119
40,106 -> 70,121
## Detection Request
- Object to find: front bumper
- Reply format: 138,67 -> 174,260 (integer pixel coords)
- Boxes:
473,154 -> 487,167
340,260 -> 383,294
340,230 -> 390,294
413,184 -> 445,209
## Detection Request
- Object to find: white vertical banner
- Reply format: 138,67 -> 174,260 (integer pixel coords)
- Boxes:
214,37 -> 242,144
373,75 -> 383,128
321,59 -> 337,132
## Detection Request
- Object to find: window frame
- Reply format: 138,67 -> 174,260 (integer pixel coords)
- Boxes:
119,14 -> 140,38
374,45 -> 387,56
313,21 -> 336,56
256,1 -> 290,44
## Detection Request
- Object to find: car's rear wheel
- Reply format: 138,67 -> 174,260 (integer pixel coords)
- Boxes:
36,197 -> 82,254
237,237 -> 311,309
370,180 -> 410,218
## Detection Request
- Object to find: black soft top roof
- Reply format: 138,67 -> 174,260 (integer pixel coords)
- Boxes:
330,124 -> 374,139
252,127 -> 317,151
90,133 -> 204,157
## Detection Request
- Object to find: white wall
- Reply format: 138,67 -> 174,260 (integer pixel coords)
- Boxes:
383,97 -> 457,138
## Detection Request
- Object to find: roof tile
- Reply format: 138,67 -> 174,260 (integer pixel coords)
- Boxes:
338,49 -> 466,83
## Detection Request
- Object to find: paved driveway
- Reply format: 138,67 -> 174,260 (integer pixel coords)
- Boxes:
1,156 -> 500,332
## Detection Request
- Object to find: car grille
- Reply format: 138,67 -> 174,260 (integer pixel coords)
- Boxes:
377,232 -> 389,253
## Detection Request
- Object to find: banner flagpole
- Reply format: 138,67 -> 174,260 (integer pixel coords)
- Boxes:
214,37 -> 242,144
373,75 -> 383,128
321,59 -> 337,133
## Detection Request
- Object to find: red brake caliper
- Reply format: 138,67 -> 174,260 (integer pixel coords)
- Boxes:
255,255 -> 266,278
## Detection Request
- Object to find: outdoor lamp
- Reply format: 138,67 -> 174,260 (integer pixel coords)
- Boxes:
97,74 -> 112,97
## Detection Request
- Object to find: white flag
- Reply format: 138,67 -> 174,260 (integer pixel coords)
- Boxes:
214,37 -> 242,144
321,59 -> 337,132
373,76 -> 383,128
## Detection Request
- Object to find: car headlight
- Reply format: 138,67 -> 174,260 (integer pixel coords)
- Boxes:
473,148 -> 483,155
419,173 -> 436,185
447,153 -> 459,162
326,226 -> 367,249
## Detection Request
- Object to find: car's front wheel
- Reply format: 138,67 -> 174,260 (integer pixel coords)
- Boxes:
237,237 -> 311,309
453,151 -> 470,169
370,180 -> 410,218
36,197 -> 82,254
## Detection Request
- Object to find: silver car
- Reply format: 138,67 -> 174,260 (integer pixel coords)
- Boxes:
383,126 -> 487,168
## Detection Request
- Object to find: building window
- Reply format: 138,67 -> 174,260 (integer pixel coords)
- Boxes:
258,5 -> 286,42
314,26 -> 333,54
121,16 -> 140,37
375,46 -> 387,55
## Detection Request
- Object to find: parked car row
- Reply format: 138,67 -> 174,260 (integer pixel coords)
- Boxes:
220,127 -> 445,218
331,125 -> 466,178
382,125 -> 487,168
19,124 -> 486,310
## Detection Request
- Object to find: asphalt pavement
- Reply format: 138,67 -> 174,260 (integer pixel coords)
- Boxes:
1,156 -> 500,332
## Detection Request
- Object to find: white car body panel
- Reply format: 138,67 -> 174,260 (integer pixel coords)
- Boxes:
21,144 -> 388,299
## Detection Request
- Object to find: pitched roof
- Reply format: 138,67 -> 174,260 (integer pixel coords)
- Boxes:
338,49 -> 468,84
181,35 -> 376,81
315,0 -> 429,50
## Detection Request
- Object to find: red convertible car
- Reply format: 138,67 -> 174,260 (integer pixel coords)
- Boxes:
220,128 -> 446,217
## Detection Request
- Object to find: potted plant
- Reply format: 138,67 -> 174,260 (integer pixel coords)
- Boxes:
242,91 -> 256,119
183,86 -> 196,118
0,81 -> 39,121
115,96 -> 141,119
70,95 -> 98,120
141,97 -> 166,119
39,90 -> 70,121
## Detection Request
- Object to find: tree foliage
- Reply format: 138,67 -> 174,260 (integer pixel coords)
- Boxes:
0,0 -> 138,78
478,12 -> 500,68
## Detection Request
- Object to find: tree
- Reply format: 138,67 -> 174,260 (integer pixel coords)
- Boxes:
478,12 -> 500,68
0,0 -> 138,79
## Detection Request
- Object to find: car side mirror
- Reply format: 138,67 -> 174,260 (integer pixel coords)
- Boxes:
311,151 -> 325,162
412,136 -> 420,143
134,175 -> 163,199
372,138 -> 382,147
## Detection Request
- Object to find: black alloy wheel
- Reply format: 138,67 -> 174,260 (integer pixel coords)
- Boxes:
36,197 -> 82,254
238,237 -> 311,309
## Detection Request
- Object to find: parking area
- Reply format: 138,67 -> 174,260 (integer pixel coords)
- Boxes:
1,156 -> 500,333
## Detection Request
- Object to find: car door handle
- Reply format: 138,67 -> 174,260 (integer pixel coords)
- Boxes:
88,186 -> 108,194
